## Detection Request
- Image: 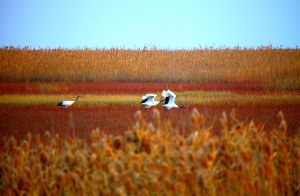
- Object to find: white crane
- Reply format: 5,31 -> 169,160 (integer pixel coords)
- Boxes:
57,96 -> 82,108
160,89 -> 186,111
140,94 -> 159,110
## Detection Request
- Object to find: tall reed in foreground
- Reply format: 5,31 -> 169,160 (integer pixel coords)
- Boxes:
1,109 -> 299,195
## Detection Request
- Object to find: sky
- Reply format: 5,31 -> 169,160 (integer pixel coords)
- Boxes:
0,0 -> 300,49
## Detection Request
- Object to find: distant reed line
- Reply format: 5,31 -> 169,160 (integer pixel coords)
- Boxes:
0,47 -> 299,89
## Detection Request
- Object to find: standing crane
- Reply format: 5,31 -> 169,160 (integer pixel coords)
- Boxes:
57,96 -> 82,108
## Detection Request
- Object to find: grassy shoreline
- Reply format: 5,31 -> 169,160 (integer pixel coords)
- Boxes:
1,91 -> 300,106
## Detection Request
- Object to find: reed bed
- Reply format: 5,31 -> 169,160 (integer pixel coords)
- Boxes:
1,109 -> 299,195
1,47 -> 300,89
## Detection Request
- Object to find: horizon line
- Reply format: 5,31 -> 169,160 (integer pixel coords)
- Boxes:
1,44 -> 299,51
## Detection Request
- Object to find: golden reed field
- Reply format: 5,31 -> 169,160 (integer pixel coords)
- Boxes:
1,109 -> 300,195
1,47 -> 300,89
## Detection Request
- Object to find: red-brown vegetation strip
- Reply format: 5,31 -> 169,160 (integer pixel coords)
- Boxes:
1,105 -> 299,141
0,81 -> 279,94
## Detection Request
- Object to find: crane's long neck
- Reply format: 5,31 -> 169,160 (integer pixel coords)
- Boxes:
159,98 -> 165,103
75,96 -> 80,101
160,97 -> 170,104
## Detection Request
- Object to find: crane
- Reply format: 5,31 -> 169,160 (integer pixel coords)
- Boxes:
57,96 -> 82,108
160,89 -> 186,111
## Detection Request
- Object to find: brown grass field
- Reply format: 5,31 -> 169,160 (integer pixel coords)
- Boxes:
1,47 -> 300,89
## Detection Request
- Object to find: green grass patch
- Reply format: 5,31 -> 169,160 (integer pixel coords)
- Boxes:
0,94 -> 139,106
267,77 -> 300,90
1,91 -> 300,106
177,91 -> 300,105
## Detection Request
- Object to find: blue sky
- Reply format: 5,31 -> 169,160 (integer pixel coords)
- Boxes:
1,0 -> 300,49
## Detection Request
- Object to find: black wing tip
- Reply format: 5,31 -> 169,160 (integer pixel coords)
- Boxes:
140,98 -> 148,104
165,97 -> 170,104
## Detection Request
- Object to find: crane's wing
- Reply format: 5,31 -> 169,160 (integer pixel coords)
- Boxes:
161,90 -> 169,98
140,94 -> 157,104
142,94 -> 157,99
161,90 -> 176,104
61,101 -> 75,105
166,89 -> 176,98
161,89 -> 176,98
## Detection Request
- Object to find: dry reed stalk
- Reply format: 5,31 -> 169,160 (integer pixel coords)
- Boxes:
0,109 -> 299,195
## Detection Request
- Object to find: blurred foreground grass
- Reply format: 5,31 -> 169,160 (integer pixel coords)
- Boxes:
1,109 -> 299,195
